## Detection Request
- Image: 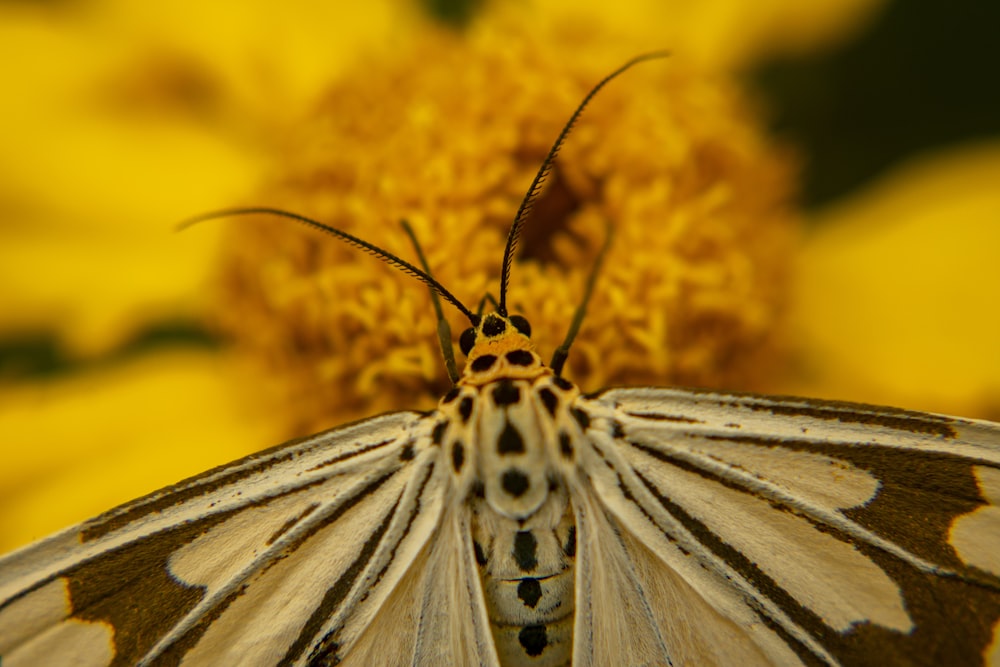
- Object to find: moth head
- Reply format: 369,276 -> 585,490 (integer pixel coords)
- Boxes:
458,313 -> 542,385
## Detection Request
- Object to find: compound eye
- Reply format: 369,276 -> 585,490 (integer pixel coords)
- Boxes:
509,314 -> 531,338
459,327 -> 477,356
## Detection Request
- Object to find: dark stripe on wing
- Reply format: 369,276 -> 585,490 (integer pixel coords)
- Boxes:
302,462 -> 440,665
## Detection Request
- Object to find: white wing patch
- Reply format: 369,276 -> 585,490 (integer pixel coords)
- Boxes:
950,465 -> 1000,577
623,439 -> 910,632
0,578 -> 114,667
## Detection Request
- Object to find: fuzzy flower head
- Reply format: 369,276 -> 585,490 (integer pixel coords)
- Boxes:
215,18 -> 798,434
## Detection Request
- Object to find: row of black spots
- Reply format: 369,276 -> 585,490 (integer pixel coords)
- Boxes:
517,578 -> 543,608
399,442 -> 415,462
473,539 -> 488,567
558,431 -> 573,459
493,380 -> 521,406
451,441 -> 465,473
519,624 -> 548,657
498,421 -> 526,455
538,387 -> 559,417
571,407 -> 591,430
513,530 -> 539,572
468,350 -> 538,376
471,354 -> 498,373
441,386 -> 461,404
563,526 -> 576,558
501,468 -> 530,497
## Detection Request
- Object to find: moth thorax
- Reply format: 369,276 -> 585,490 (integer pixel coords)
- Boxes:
477,379 -> 553,520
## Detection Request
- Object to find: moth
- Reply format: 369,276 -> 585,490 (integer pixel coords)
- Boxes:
2,53 -> 999,667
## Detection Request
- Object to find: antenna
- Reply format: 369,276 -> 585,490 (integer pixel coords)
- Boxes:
178,207 -> 479,325
496,51 -> 670,315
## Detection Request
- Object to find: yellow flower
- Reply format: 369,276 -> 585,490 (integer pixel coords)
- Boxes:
8,0 -> 993,557
215,19 -> 798,434
785,142 -> 1000,420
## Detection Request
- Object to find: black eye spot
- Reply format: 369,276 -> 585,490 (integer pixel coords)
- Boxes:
505,350 -> 534,366
441,386 -> 460,404
513,530 -> 538,571
451,441 -> 465,472
471,354 -> 497,373
399,442 -> 415,461
611,420 -> 625,439
517,578 -> 542,608
492,380 -> 521,406
459,328 -> 477,356
497,421 -> 525,454
564,525 -> 576,557
501,469 -> 529,497
482,314 -> 506,337
432,421 -> 447,445
558,431 -> 573,458
510,314 -> 531,337
537,387 -> 558,417
458,396 -> 474,423
518,625 -> 548,657
572,407 -> 591,430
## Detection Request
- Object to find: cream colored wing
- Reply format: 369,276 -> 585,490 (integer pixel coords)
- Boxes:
575,387 -> 1000,666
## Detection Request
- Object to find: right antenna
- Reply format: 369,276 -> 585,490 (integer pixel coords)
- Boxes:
496,51 -> 671,316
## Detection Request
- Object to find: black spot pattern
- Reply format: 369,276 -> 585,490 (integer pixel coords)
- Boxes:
473,540 -> 488,566
498,421 -> 525,454
553,376 -> 573,391
517,578 -> 542,608
492,381 -> 521,406
571,407 -> 591,430
538,388 -> 559,416
431,422 -> 447,445
558,431 -> 573,458
506,350 -> 534,366
458,396 -> 474,423
564,526 -> 576,557
399,443 -> 415,461
519,624 -> 548,656
471,355 -> 497,373
513,530 -> 538,571
442,386 -> 460,404
501,469 -> 530,497
451,441 -> 464,472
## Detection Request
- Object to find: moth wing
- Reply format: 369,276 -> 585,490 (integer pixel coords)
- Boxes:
341,501 -> 499,667
0,411 -> 452,667
581,387 -> 1000,666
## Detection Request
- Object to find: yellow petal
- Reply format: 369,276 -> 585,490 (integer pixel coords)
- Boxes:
0,0 -> 398,354
0,350 -> 285,553
787,142 -> 1000,419
535,0 -> 888,69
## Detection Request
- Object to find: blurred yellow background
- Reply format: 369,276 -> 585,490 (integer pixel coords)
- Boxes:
1,0 -> 998,551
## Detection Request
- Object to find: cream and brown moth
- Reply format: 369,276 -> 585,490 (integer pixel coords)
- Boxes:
2,53 -> 999,667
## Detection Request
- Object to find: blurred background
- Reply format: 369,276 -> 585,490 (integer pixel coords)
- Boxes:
1,0 -> 998,549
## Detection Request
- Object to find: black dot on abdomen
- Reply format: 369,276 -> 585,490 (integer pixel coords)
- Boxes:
517,578 -> 542,608
501,469 -> 530,497
519,624 -> 548,657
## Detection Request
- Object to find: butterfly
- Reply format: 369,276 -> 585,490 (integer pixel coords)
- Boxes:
2,52 -> 999,667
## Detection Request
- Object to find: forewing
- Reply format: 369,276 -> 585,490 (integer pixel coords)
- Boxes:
340,500 -> 499,667
0,411 -> 449,666
579,387 -> 1000,666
